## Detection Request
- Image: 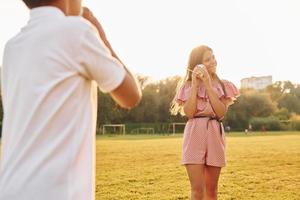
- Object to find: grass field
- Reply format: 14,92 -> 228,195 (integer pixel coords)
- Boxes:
96,132 -> 300,200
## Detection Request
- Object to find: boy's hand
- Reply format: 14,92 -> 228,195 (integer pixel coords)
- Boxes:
81,7 -> 126,68
82,7 -> 107,41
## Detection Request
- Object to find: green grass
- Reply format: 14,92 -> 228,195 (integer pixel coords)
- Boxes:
96,132 -> 300,200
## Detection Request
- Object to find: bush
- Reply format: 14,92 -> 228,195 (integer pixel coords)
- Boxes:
290,120 -> 300,131
250,117 -> 281,131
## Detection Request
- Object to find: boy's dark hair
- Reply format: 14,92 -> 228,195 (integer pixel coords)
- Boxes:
22,0 -> 56,8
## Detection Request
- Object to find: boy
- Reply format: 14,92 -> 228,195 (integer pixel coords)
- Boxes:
0,0 -> 141,199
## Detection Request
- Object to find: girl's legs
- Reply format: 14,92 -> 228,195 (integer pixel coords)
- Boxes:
204,165 -> 221,200
185,164 -> 206,200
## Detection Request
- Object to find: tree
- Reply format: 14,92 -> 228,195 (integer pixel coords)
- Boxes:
274,108 -> 291,120
224,90 -> 276,130
266,82 -> 283,102
278,94 -> 300,114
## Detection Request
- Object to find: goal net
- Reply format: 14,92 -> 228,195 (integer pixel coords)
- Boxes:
169,123 -> 186,135
130,127 -> 155,134
102,124 -> 126,135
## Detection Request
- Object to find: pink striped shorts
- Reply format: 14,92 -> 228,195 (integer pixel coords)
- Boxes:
182,117 -> 226,167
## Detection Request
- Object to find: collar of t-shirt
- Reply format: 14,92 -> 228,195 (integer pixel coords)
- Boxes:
29,6 -> 65,21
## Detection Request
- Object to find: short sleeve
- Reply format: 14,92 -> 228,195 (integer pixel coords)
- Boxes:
175,83 -> 191,105
220,80 -> 240,106
77,27 -> 126,93
223,81 -> 240,98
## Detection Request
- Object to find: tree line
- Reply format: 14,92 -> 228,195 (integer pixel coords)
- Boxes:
97,76 -> 300,132
1,76 -> 300,135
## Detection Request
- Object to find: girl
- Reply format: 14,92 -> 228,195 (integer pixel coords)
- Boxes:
171,45 -> 239,200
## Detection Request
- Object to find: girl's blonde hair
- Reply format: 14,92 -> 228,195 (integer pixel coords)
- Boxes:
170,45 -> 226,115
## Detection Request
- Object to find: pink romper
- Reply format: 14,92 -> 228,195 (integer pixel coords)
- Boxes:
176,80 -> 240,167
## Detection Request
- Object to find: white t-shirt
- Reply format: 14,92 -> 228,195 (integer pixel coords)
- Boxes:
0,6 -> 126,200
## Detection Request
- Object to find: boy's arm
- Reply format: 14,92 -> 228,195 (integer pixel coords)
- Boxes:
82,7 -> 141,109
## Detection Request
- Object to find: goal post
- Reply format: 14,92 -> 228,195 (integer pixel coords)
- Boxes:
169,123 -> 186,135
102,124 -> 126,135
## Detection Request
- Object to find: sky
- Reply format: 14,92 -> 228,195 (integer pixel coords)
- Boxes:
0,0 -> 300,87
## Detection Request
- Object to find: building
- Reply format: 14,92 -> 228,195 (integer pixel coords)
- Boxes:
241,75 -> 272,90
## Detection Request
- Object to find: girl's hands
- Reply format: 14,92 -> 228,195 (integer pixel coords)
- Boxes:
191,66 -> 202,88
194,64 -> 212,88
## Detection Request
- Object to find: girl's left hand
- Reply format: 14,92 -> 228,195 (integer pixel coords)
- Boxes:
196,65 -> 212,87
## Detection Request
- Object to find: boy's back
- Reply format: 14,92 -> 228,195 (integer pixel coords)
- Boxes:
0,6 -> 126,200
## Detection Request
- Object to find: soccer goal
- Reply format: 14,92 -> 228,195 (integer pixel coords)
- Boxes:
130,127 -> 155,134
169,123 -> 186,135
102,124 -> 126,135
